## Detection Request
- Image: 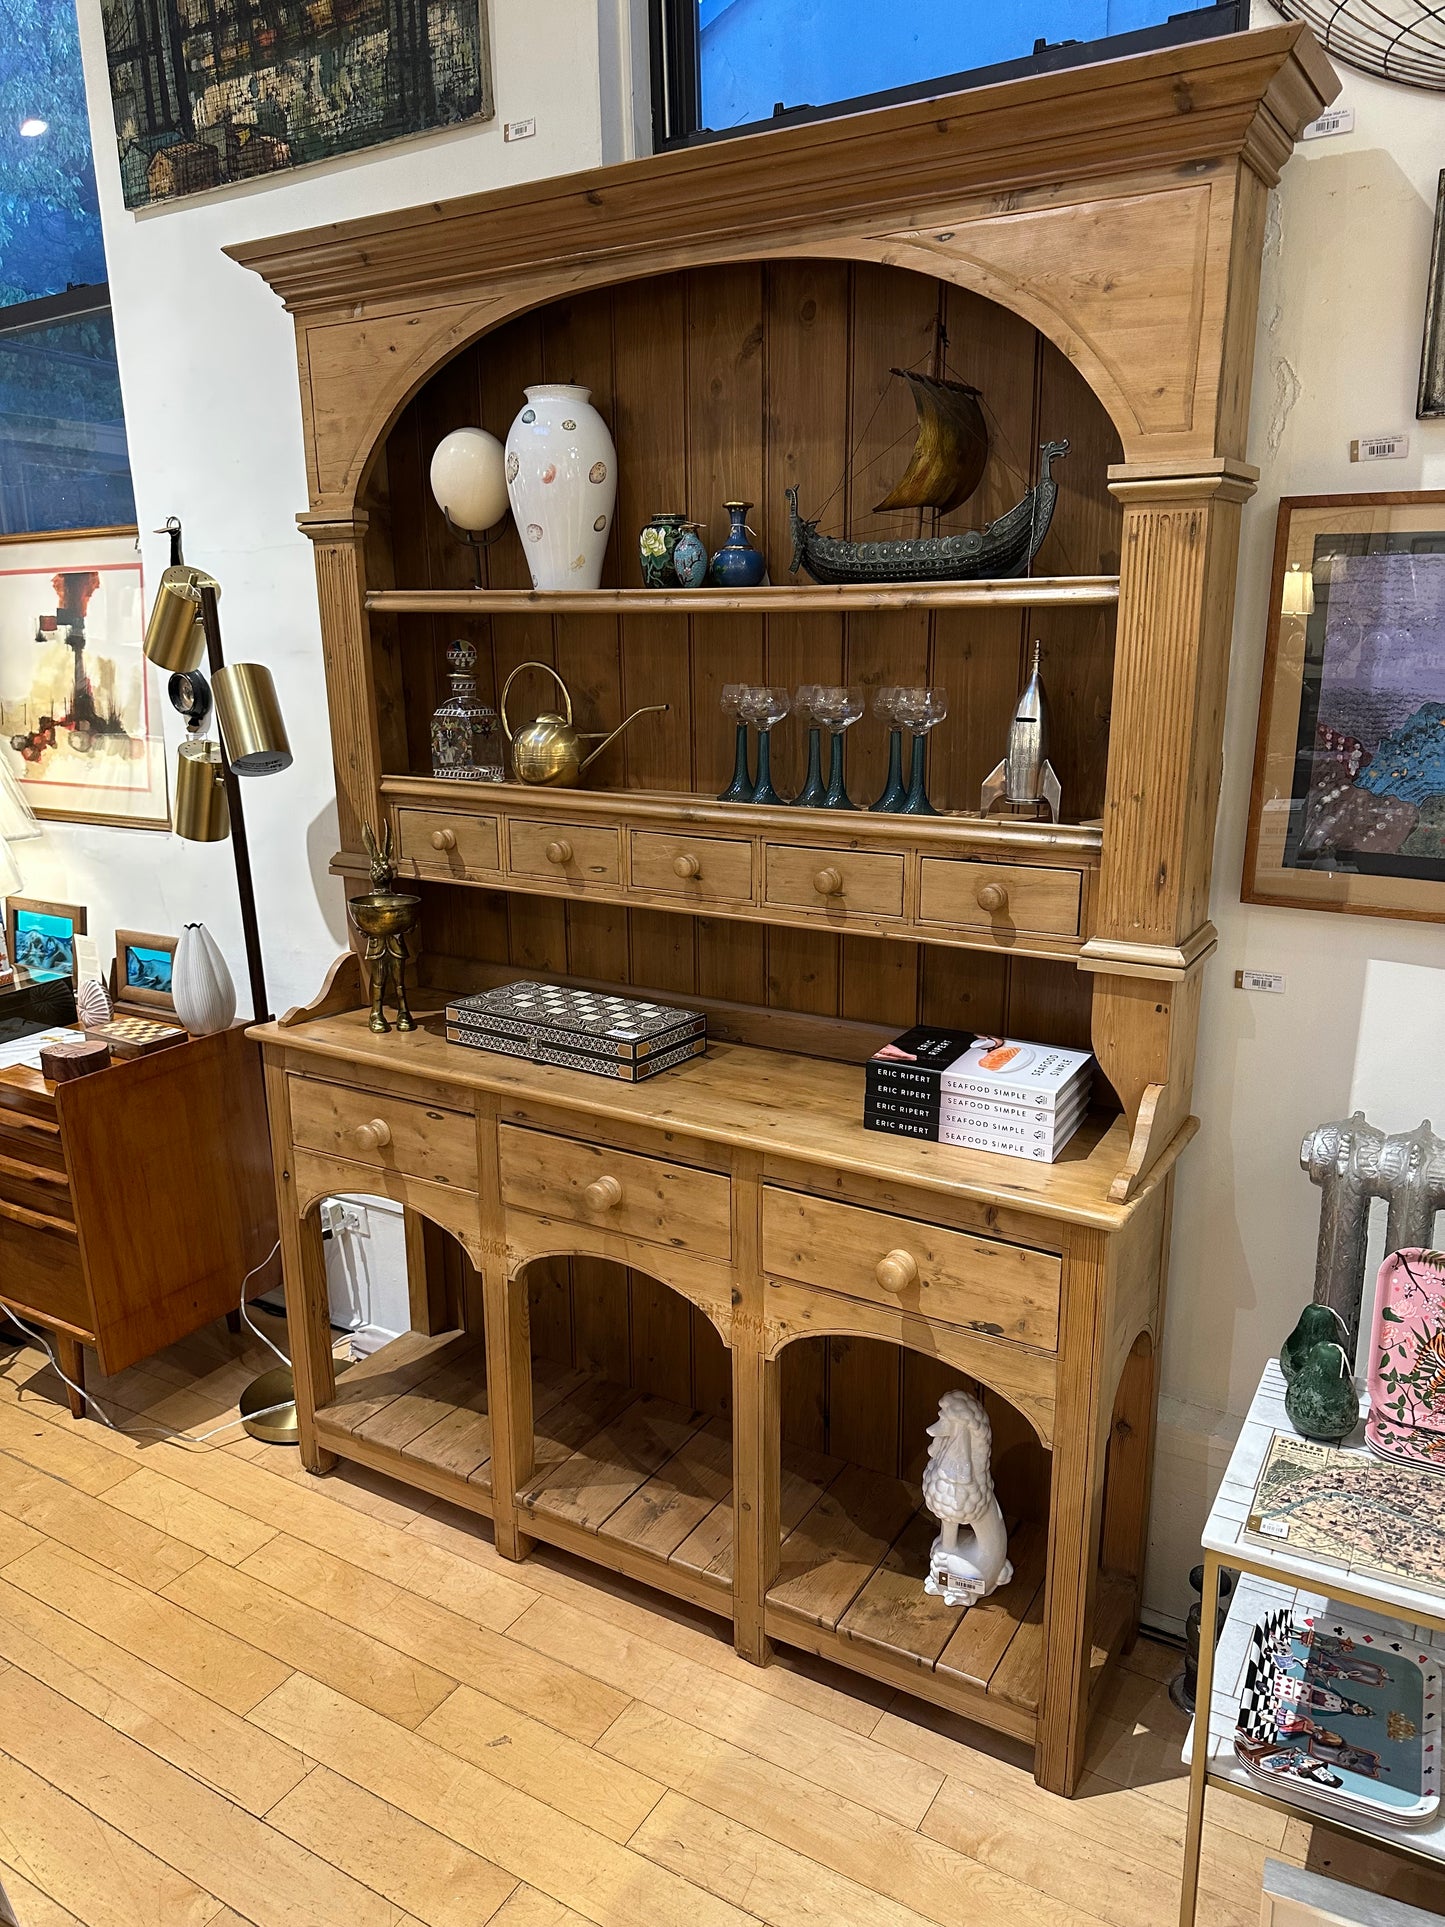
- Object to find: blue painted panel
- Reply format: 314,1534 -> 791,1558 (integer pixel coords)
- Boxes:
0,0 -> 107,307
700,0 -> 1225,130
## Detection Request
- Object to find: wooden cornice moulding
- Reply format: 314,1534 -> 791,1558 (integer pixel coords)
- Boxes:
1107,459 -> 1260,505
227,26 -> 1335,315
1077,923 -> 1219,979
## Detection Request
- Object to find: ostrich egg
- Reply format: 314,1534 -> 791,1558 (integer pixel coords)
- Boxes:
430,427 -> 509,533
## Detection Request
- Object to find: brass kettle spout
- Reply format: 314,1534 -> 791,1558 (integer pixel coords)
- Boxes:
501,659 -> 669,787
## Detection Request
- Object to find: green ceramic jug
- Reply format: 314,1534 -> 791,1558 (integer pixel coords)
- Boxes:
1280,1302 -> 1348,1381
1284,1340 -> 1360,1444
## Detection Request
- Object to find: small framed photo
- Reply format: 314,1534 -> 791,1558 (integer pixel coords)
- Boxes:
6,897 -> 87,986
1243,492 -> 1445,924
114,929 -> 178,1014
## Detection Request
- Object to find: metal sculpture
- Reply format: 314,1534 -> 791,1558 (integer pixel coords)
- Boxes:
787,440 -> 1068,585
1300,1113 -> 1445,1349
980,639 -> 1061,821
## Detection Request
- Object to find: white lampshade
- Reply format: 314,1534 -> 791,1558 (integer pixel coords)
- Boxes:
0,761 -> 40,841
430,427 -> 509,534
0,832 -> 22,898
1281,561 -> 1315,617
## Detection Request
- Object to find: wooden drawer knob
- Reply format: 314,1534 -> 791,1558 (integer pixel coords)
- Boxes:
430,827 -> 457,852
351,1118 -> 392,1153
975,879 -> 1009,914
875,1249 -> 918,1294
545,839 -> 573,866
813,866 -> 844,898
584,1175 -> 623,1211
672,853 -> 702,880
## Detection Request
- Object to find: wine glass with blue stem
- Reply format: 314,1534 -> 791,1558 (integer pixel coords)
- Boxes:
869,686 -> 907,811
792,685 -> 828,806
718,682 -> 754,802
742,685 -> 792,806
896,686 -> 948,816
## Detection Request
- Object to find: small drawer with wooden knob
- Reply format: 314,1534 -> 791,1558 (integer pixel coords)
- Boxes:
289,1077 -> 479,1190
631,830 -> 754,904
508,818 -> 621,885
394,807 -> 501,878
498,1124 -> 731,1260
763,843 -> 905,921
918,858 -> 1082,939
760,1188 -> 1060,1349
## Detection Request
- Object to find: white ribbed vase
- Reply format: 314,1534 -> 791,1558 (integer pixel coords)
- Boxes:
172,923 -> 236,1036
504,384 -> 617,591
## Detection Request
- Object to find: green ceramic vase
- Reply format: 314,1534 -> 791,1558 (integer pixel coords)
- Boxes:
1283,1340 -> 1360,1444
1280,1302 -> 1348,1381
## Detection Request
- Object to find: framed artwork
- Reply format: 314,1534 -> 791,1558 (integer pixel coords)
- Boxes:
100,2 -> 495,212
6,898 -> 87,987
1420,169 -> 1444,421
114,929 -> 177,1015
1243,492 -> 1445,923
0,529 -> 169,829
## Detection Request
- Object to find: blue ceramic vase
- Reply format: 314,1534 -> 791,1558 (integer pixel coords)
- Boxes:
710,502 -> 766,588
673,523 -> 709,588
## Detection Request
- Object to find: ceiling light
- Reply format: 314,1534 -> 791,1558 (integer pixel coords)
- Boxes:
19,118 -> 48,136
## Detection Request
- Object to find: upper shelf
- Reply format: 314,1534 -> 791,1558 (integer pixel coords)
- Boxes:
365,578 -> 1121,617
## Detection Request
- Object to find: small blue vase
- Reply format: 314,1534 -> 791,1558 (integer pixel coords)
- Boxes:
673,524 -> 708,589
640,511 -> 686,588
710,501 -> 766,589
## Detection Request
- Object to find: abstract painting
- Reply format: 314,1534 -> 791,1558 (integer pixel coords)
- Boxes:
1245,493 -> 1445,923
100,1 -> 494,210
0,532 -> 169,828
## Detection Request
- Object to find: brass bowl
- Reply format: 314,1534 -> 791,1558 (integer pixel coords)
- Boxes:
348,891 -> 421,939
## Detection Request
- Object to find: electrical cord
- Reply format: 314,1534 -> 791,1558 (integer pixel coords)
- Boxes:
0,1240 -> 295,1446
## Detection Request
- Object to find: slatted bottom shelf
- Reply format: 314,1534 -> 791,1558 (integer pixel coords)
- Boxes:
313,1326 -> 495,1512
315,1342 -> 1133,1744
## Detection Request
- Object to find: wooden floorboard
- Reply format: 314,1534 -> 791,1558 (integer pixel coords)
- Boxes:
1,1318 -> 1444,1927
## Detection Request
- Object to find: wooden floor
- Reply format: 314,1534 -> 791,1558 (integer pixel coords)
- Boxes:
1,1320 -> 1442,1927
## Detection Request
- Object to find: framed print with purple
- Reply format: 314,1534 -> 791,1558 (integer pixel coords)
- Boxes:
0,530 -> 169,828
1244,493 -> 1445,923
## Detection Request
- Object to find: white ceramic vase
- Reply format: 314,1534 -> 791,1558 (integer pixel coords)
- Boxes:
172,923 -> 237,1036
504,385 -> 617,591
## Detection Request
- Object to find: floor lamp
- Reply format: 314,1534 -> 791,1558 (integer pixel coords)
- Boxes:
143,518 -> 292,1022
144,518 -> 300,1440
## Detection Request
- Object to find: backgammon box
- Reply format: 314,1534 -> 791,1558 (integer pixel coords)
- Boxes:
445,981 -> 706,1083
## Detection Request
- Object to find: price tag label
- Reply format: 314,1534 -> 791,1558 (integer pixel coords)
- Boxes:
1304,106 -> 1354,139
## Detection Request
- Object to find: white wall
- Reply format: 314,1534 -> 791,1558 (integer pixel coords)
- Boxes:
1149,17 -> 1445,1626
58,6 -> 1443,1622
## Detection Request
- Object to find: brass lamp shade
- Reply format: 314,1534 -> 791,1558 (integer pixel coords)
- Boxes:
144,566 -> 220,673
213,663 -> 292,776
174,740 -> 230,841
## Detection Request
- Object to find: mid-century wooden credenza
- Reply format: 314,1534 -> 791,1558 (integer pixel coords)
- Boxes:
0,1026 -> 278,1410
238,24 -> 1337,1793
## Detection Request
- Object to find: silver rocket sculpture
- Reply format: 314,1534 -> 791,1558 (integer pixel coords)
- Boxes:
980,640 -> 1061,822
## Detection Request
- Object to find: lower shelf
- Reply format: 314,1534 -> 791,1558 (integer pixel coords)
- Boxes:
314,1326 -> 495,1509
314,1338 -> 1133,1749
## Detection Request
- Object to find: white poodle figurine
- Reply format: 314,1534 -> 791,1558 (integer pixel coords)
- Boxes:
921,1389 -> 1014,1607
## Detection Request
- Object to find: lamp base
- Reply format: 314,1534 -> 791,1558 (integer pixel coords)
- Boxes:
239,1358 -> 351,1445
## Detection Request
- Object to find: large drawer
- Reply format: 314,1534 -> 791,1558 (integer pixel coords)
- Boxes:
395,807 -> 501,878
509,819 -> 621,885
764,844 -> 905,921
289,1077 -> 478,1190
631,830 -> 754,904
0,1212 -> 90,1333
918,858 -> 1082,938
761,1189 -> 1060,1350
499,1125 -> 732,1262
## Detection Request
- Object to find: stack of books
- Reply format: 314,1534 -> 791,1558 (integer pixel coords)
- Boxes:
864,1028 -> 1093,1162
445,980 -> 706,1083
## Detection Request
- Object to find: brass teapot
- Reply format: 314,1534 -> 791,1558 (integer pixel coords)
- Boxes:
500,660 -> 668,787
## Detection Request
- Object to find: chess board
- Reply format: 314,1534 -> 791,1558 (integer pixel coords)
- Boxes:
83,1015 -> 188,1060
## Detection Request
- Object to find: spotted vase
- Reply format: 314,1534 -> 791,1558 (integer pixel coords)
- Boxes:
504,384 -> 617,592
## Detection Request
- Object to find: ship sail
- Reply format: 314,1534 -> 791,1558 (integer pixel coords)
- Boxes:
873,372 -> 989,516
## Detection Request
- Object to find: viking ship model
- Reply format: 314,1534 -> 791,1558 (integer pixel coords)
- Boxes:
786,368 -> 1068,585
